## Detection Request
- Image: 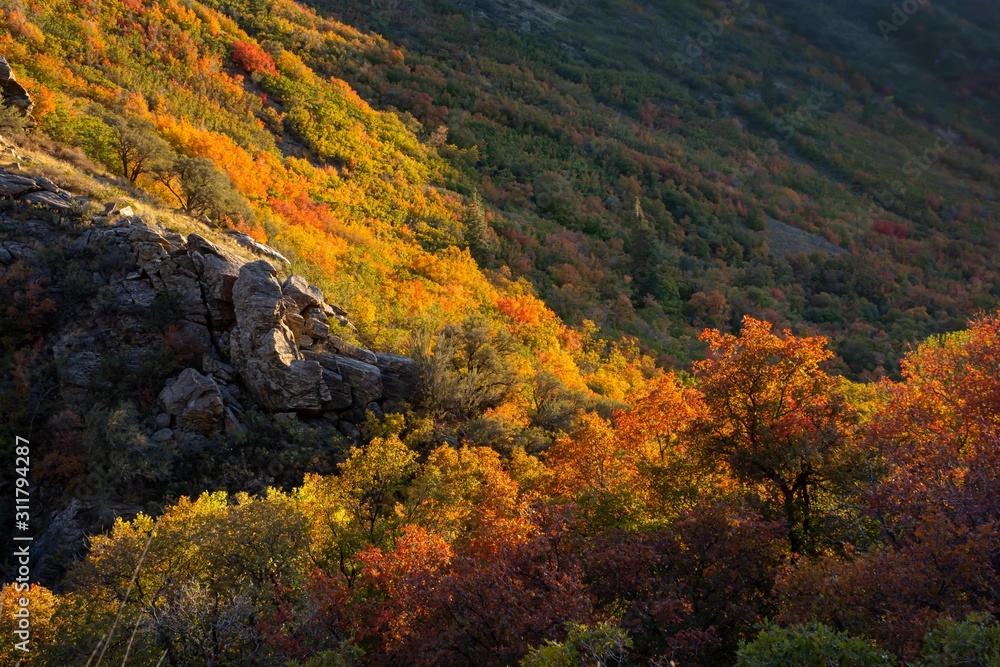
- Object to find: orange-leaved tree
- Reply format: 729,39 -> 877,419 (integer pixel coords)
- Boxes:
866,313 -> 1000,532
693,316 -> 863,555
615,373 -> 710,521
545,411 -> 646,530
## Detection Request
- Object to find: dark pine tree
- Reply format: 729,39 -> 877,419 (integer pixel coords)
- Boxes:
627,198 -> 665,305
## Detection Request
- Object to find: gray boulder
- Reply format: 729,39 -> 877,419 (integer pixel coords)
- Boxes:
223,230 -> 290,265
376,353 -> 420,401
322,370 -> 354,410
158,368 -> 224,435
280,274 -> 346,351
281,274 -> 325,313
0,171 -> 37,197
302,352 -> 355,411
149,254 -> 206,324
117,275 -> 158,308
187,234 -> 244,329
334,355 -> 383,407
326,334 -> 377,365
0,240 -> 36,265
20,190 -> 73,211
126,223 -> 176,264
303,307 -> 331,341
0,165 -> 74,209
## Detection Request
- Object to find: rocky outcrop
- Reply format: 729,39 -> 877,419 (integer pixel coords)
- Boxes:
223,229 -> 290,265
332,355 -> 383,407
3,168 -> 420,433
0,138 -> 429,590
0,168 -> 74,211
31,497 -> 146,586
66,213 -> 418,425
0,56 -> 33,115
327,334 -> 378,365
282,274 -> 330,349
0,239 -> 37,265
188,233 -> 243,330
299,351 -> 387,418
203,354 -> 235,381
158,368 -> 224,435
304,352 -> 361,412
230,260 -> 331,413
281,274 -> 353,330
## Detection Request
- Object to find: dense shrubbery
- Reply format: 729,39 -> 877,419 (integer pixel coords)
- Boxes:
307,0 -> 999,374
2,312 -> 998,665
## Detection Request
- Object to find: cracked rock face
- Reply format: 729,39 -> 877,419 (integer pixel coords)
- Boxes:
65,217 -> 415,420
333,355 -> 383,407
376,353 -> 420,401
187,233 -> 244,331
303,352 -> 358,411
230,260 -> 331,413
5,174 -> 420,433
303,351 -> 381,411
326,334 -> 378,365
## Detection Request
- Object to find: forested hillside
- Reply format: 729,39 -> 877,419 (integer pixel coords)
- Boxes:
1,0 -> 999,664
310,0 -> 1000,374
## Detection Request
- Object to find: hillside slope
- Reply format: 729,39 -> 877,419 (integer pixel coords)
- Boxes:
5,0 -> 1000,380
301,0 -> 1000,373
0,0 -> 660,492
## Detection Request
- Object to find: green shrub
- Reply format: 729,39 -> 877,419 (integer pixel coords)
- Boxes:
918,614 -> 1000,667
98,110 -> 175,183
736,623 -> 896,667
158,155 -> 254,224
521,622 -> 632,667
413,314 -> 520,424
0,101 -> 30,135
81,401 -> 176,494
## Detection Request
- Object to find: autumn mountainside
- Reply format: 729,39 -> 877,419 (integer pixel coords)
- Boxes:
0,0 -> 999,664
6,0 -> 999,376
315,0 -> 1000,373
